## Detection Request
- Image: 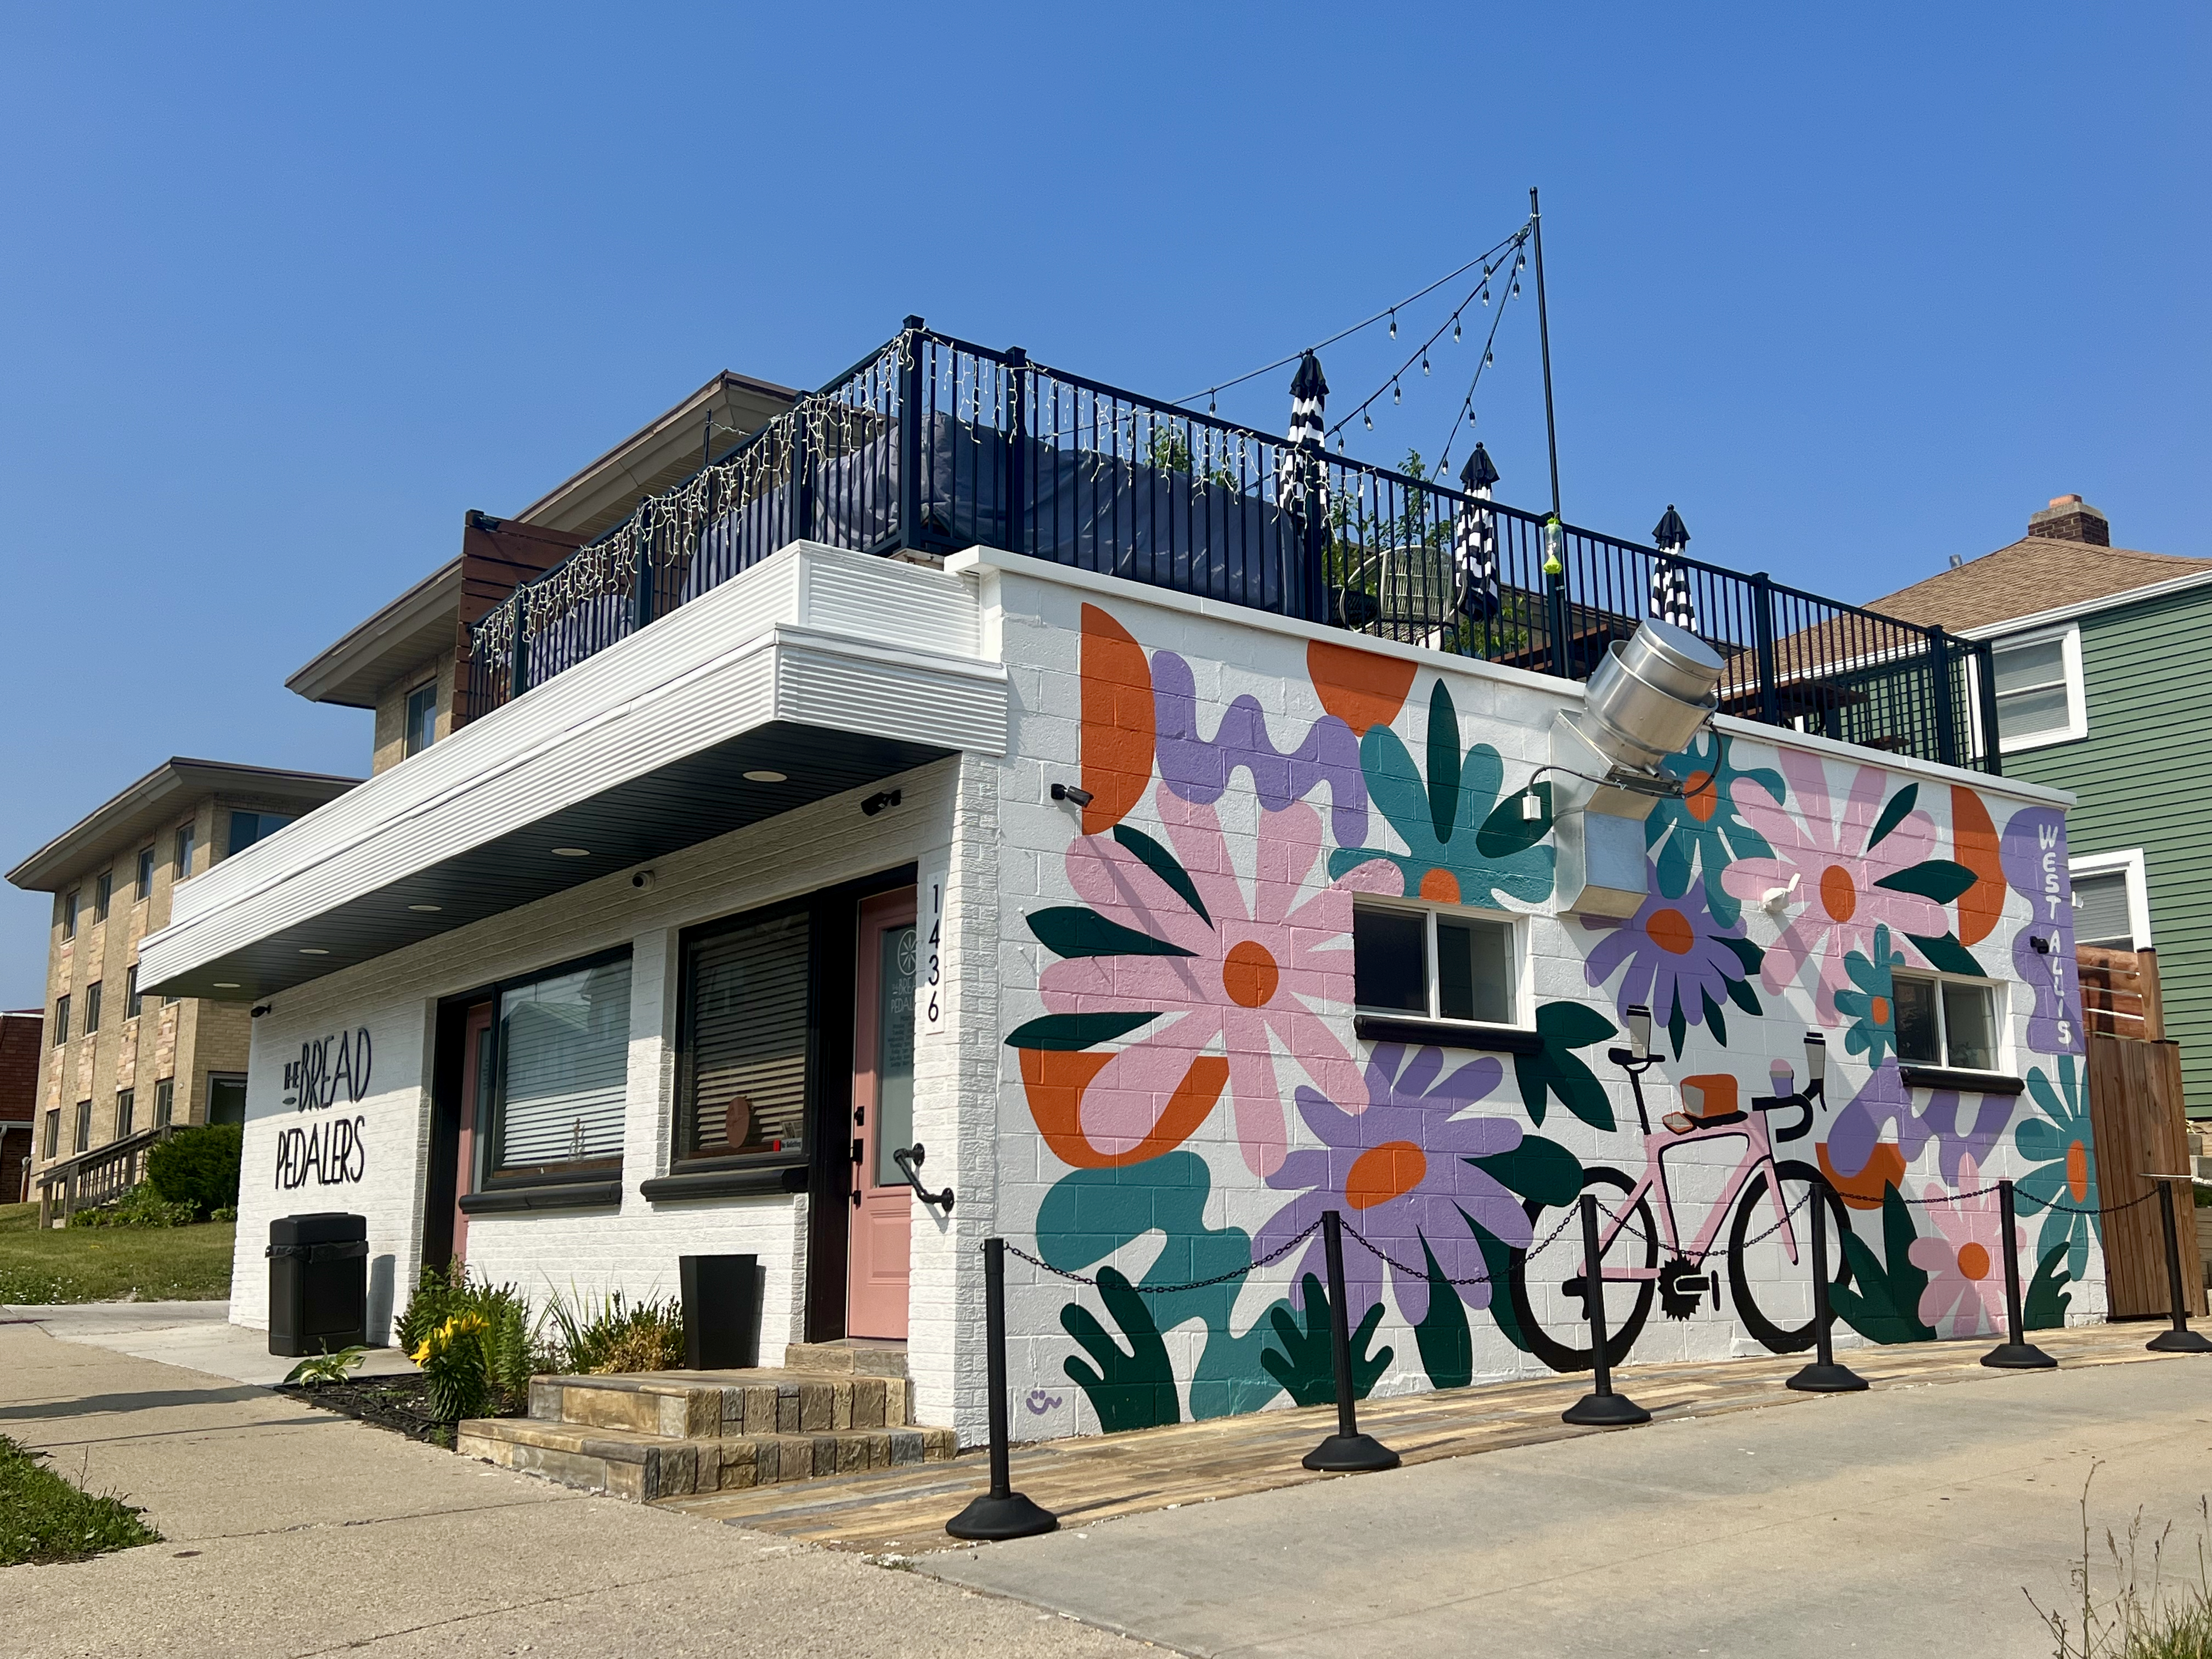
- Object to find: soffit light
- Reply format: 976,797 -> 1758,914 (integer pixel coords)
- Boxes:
550,847 -> 592,858
743,770 -> 788,783
408,904 -> 442,913
300,948 -> 330,956
212,982 -> 240,989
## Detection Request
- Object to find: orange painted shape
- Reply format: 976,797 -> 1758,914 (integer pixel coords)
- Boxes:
1347,1141 -> 1427,1210
1682,770 -> 1719,824
1222,940 -> 1279,1009
1871,995 -> 1891,1028
1418,867 -> 1461,904
1080,605 -> 1155,836
1307,640 -> 1416,736
1680,1073 -> 1740,1118
1818,1139 -> 1910,1210
1820,864 -> 1858,923
1647,908 -> 1697,956
2067,1139 -> 2089,1203
1950,786 -> 2005,947
1018,1046 -> 1228,1169
1957,1242 -> 1991,1281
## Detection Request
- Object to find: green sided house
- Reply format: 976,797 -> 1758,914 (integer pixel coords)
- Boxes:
1866,494 -> 2212,1117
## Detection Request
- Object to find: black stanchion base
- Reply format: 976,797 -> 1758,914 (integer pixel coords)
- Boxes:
1787,1360 -> 1871,1392
1302,1432 -> 1402,1472
1980,1341 -> 2058,1370
945,1489 -> 1060,1541
2147,1328 -> 2212,1355
1562,1390 -> 1652,1426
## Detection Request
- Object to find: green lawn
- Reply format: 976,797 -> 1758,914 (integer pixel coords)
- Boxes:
0,1434 -> 160,1564
0,1203 -> 235,1304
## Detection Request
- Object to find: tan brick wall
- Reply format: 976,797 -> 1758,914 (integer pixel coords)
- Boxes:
370,649 -> 456,777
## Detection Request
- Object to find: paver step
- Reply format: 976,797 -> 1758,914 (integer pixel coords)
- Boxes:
527,1368 -> 915,1441
781,1341 -> 910,1379
457,1414 -> 956,1504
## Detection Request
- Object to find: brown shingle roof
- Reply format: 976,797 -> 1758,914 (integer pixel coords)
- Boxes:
1867,538 -> 2212,634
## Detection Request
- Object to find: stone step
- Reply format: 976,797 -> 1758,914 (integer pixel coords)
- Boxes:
781,1341 -> 910,1379
527,1368 -> 914,1441
457,1414 -> 956,1504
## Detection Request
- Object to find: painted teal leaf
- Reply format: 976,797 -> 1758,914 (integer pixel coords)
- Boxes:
1905,932 -> 1987,978
1874,860 -> 1978,904
1006,1011 -> 1160,1051
1112,825 -> 1210,928
1867,782 -> 1920,850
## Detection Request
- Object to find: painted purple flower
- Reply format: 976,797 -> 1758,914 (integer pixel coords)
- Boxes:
1825,1059 -> 2011,1185
1582,879 -> 1764,1056
1252,1046 -> 1530,1323
1152,649 -> 1368,847
2001,804 -> 2085,1056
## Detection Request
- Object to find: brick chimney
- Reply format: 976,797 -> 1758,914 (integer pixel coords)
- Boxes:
2028,493 -> 2110,546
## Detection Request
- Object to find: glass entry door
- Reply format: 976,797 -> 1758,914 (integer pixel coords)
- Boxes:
846,889 -> 917,1340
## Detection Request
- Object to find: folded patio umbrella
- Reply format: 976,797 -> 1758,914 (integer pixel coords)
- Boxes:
1650,504 -> 1697,632
1455,443 -> 1502,618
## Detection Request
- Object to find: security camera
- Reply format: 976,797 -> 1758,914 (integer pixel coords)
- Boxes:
630,870 -> 657,891
1050,781 -> 1094,809
250,1004 -> 272,1018
861,790 -> 902,817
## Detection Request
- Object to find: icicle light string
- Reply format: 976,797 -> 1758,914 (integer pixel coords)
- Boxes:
1329,228 -> 1531,447
1174,219 -> 1533,411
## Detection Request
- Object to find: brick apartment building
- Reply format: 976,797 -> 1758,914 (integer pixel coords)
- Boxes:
0,1008 -> 38,1203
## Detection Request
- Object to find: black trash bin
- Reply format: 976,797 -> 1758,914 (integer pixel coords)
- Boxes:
267,1212 -> 369,1358
680,1254 -> 761,1370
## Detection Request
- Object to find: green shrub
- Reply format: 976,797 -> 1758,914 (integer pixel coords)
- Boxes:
66,1184 -> 198,1229
145,1124 -> 242,1220
543,1285 -> 686,1375
394,1260 -> 550,1417
412,1312 -> 496,1421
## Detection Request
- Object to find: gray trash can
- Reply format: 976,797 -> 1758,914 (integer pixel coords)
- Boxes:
267,1212 -> 369,1358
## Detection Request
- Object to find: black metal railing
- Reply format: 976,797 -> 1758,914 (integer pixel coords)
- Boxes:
460,320 -> 2000,772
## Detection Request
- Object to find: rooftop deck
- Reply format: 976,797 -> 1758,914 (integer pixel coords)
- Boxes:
461,320 -> 2002,774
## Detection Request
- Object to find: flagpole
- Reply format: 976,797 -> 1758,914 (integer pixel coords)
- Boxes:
1530,185 -> 1562,522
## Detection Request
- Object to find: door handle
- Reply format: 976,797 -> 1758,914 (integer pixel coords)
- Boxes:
851,1137 -> 865,1166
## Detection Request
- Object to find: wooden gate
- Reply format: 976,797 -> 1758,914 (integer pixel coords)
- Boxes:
2084,1029 -> 2204,1318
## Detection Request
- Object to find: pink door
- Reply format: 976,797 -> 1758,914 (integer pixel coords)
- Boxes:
847,889 -> 918,1339
453,1003 -> 493,1266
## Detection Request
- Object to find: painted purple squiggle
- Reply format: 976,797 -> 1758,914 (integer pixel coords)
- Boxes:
1826,1060 -> 2013,1185
1152,650 -> 1368,845
2000,804 -> 2084,1056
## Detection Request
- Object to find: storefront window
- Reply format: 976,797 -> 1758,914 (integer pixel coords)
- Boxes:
491,952 -> 633,1177
677,911 -> 810,1163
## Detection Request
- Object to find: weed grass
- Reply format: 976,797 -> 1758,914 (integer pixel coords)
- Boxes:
2030,1465 -> 2212,1657
0,1201 -> 234,1303
0,1434 -> 160,1564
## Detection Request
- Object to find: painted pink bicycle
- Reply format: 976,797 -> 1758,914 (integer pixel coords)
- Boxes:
1505,1009 -> 1853,1370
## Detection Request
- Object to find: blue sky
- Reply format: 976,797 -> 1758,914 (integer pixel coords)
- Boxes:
1,4 -> 2204,1006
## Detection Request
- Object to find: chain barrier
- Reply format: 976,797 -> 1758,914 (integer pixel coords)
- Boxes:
1889,1182 -> 2004,1207
2015,1185 -> 2162,1220
997,1218 -> 1322,1295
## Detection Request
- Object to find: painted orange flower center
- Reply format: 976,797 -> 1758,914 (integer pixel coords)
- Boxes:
1419,868 -> 1461,904
1347,1141 -> 1427,1210
2067,1141 -> 2089,1203
1957,1242 -> 1991,1281
1683,770 -> 1719,823
1647,908 -> 1697,956
1820,864 -> 1858,922
1870,995 -> 1891,1027
1222,939 -> 1280,1009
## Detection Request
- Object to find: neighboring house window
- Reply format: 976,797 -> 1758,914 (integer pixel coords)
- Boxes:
1894,972 -> 2001,1072
83,982 -> 101,1035
53,995 -> 69,1045
1352,902 -> 1518,1025
404,681 -> 438,758
136,846 -> 155,900
207,1074 -> 247,1126
2070,850 -> 2152,952
489,952 -> 633,1178
154,1078 -> 174,1127
116,1088 -> 135,1138
42,1110 -> 58,1160
126,965 -> 141,1019
1989,624 -> 2086,751
61,889 -> 78,939
227,811 -> 295,857
73,1101 -> 91,1154
174,823 -> 196,882
94,870 -> 112,923
676,909 -> 811,1163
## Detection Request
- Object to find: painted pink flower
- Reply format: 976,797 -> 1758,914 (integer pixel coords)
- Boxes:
1905,1156 -> 2006,1338
1719,750 -> 1946,1022
1039,787 -> 1367,1176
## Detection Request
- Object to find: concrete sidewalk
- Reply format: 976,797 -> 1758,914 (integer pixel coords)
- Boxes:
0,1324 -> 1139,1658
1,1300 -> 418,1386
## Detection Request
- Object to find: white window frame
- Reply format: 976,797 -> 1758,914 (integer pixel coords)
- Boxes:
1983,622 -> 2086,754
1352,898 -> 1526,1030
1892,967 -> 2008,1075
2068,848 -> 2152,951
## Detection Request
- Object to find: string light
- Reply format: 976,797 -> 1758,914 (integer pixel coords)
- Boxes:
1392,381 -> 1401,404
1453,319 -> 1462,342
1363,412 -> 1373,430
1486,349 -> 1495,365
1421,352 -> 1431,375
1387,309 -> 1397,339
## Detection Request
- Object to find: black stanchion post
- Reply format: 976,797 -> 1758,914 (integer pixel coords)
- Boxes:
1562,1192 -> 1651,1426
1301,1211 -> 1400,1472
2146,1179 -> 2212,1355
1788,1182 -> 1867,1392
946,1238 -> 1059,1540
1982,1178 -> 2057,1370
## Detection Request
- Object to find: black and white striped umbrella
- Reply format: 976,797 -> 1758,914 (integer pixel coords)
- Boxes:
1454,443 -> 1502,617
1650,504 -> 1696,631
1278,351 -> 1330,517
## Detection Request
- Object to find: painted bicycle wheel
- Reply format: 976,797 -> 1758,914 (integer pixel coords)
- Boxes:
1506,1165 -> 1658,1374
1727,1159 -> 1853,1353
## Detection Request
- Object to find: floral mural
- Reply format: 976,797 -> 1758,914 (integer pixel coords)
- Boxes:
1005,593 -> 2101,1434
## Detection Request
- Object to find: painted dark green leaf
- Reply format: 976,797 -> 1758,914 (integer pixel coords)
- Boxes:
1713,934 -> 1764,979
1112,825 -> 1210,928
1905,931 -> 1987,978
1469,1133 -> 1583,1207
1061,1267 -> 1180,1431
1005,1011 -> 1160,1051
1027,906 -> 1195,960
1412,1237 -> 1474,1390
2024,1240 -> 2072,1331
1866,782 -> 1920,850
1473,1228 -> 1535,1355
1725,974 -> 1763,1018
1534,1000 -> 1617,1049
1827,1183 -> 1938,1345
1475,781 -> 1553,859
1426,679 -> 1462,847
1514,1002 -> 1619,1132
1665,990 -> 1689,1059
1702,988 -> 1730,1049
1262,1274 -> 1392,1405
1874,859 -> 1978,904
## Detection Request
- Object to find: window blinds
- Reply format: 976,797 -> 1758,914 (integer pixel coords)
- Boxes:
2072,871 -> 2134,950
496,958 -> 632,1169
682,912 -> 810,1159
